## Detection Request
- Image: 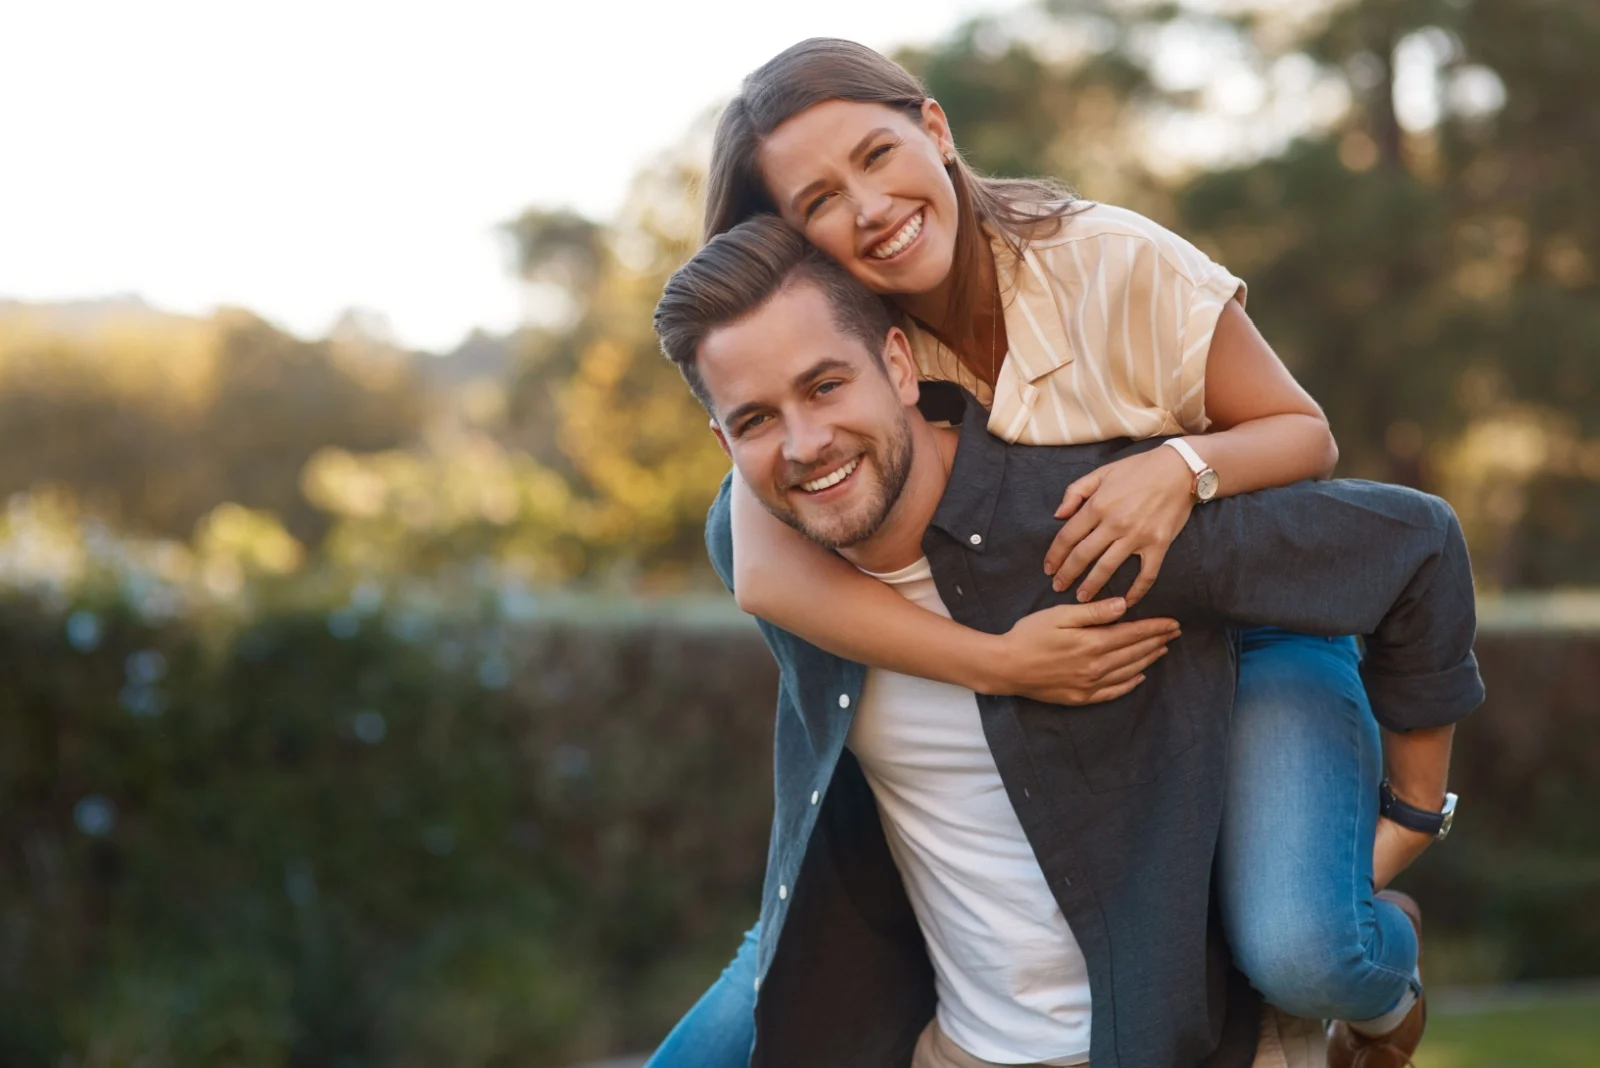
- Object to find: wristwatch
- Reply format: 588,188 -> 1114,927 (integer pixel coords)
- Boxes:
1161,438 -> 1219,503
1379,779 -> 1458,841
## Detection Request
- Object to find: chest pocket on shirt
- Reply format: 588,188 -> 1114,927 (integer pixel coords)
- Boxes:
1047,684 -> 1197,793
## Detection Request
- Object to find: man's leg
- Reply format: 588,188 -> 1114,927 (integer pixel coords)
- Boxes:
643,924 -> 760,1068
1217,629 -> 1421,1024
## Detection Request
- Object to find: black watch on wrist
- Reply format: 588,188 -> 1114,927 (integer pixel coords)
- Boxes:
1379,779 -> 1458,841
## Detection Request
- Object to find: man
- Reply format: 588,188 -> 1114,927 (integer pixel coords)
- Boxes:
651,216 -> 1482,1068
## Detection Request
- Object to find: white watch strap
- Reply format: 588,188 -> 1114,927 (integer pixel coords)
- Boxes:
1162,437 -> 1208,476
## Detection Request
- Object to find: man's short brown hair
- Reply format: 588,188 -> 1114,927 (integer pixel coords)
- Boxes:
653,214 -> 896,412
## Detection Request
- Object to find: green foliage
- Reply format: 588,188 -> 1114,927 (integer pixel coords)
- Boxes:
0,588 -> 777,1066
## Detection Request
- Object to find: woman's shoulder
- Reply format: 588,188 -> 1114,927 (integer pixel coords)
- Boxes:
1025,202 -> 1222,287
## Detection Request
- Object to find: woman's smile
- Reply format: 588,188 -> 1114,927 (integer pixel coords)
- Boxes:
865,208 -> 926,262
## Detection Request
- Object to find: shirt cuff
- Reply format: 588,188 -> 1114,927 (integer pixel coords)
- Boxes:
1361,656 -> 1486,732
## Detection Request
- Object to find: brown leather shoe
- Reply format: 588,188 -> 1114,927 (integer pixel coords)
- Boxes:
1325,890 -> 1425,1068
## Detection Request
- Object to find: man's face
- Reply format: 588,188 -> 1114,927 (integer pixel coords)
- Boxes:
699,281 -> 921,550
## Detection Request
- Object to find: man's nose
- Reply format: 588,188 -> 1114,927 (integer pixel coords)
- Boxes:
784,413 -> 833,467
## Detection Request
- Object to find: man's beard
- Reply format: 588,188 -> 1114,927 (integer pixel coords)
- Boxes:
769,411 -> 915,551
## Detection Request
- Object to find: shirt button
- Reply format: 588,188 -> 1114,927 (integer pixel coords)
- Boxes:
753,976 -> 762,992
955,584 -> 963,598
838,693 -> 850,709
810,790 -> 820,805
969,533 -> 982,546
778,885 -> 788,900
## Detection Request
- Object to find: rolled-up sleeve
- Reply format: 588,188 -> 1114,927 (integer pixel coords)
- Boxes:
1182,479 -> 1484,732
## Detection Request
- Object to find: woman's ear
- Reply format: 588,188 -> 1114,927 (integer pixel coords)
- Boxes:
920,99 -> 956,160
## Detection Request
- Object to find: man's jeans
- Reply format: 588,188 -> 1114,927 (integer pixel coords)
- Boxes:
644,629 -> 1420,1066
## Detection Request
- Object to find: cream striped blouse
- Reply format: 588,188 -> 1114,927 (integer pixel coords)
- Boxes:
904,203 -> 1246,447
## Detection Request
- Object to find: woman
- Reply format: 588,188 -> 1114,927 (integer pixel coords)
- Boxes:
649,38 -> 1447,1068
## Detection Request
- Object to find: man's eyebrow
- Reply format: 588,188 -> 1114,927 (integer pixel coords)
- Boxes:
786,127 -> 895,215
793,357 -> 855,388
720,358 -> 856,432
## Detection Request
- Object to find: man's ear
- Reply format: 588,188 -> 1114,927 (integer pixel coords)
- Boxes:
709,417 -> 732,458
881,327 -> 921,406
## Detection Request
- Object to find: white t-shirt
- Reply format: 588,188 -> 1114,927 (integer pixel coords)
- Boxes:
847,556 -> 1092,1066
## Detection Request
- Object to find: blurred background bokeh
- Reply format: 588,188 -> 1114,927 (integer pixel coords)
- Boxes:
2,1 -> 1597,1065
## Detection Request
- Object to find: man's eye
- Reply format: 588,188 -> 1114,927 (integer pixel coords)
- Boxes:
816,380 -> 841,396
740,413 -> 770,433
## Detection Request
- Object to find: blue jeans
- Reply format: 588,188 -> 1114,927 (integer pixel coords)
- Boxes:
644,925 -> 760,1068
645,629 -> 1419,1065
1217,627 -> 1418,1021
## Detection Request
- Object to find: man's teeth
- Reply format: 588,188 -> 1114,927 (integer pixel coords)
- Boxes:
869,211 -> 923,260
801,457 -> 860,493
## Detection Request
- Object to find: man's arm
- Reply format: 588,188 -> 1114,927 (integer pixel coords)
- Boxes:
1177,478 -> 1483,732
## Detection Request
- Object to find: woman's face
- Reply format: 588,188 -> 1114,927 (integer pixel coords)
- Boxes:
759,99 -> 960,297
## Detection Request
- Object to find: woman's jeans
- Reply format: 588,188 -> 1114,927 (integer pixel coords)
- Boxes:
644,629 -> 1420,1066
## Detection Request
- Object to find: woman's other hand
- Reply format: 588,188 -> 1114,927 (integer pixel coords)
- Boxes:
993,596 -> 1179,705
1044,445 -> 1196,606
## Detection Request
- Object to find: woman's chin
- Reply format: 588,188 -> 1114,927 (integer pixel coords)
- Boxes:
857,251 -> 950,296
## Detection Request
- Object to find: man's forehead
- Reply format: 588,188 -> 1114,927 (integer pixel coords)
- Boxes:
698,282 -> 862,403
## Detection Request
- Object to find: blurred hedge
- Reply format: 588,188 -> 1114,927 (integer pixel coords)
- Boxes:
1,591 -> 1595,1066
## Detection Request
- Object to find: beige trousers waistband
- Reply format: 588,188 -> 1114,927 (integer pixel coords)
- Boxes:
910,1017 -> 1088,1068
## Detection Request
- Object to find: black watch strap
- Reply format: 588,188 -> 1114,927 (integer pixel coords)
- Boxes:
1379,779 -> 1457,840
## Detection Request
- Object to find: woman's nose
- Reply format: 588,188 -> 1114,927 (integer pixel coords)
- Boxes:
854,186 -> 893,229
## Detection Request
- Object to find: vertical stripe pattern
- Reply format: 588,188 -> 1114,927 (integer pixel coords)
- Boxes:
903,203 -> 1246,448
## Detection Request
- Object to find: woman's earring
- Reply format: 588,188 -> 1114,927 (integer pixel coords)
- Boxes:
943,149 -> 957,164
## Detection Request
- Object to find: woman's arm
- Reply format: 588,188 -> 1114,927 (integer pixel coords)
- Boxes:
1179,298 -> 1339,488
730,474 -> 1179,704
1045,300 -> 1339,604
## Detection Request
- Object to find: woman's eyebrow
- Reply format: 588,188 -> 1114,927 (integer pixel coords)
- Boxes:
786,128 -> 896,215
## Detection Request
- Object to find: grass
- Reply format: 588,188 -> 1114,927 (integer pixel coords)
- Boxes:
1416,997 -> 1600,1068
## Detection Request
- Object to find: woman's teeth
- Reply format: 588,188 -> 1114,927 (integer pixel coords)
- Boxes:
869,211 -> 923,260
801,457 -> 860,493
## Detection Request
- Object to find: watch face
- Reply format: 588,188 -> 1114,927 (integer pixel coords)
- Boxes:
1195,469 -> 1220,501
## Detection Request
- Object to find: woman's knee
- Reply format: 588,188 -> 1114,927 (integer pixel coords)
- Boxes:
1229,915 -> 1404,1021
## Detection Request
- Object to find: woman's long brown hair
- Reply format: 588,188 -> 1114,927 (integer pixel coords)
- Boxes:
703,37 -> 1083,388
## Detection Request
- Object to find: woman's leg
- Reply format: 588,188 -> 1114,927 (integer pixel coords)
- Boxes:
1218,629 -> 1420,1022
644,924 -> 761,1068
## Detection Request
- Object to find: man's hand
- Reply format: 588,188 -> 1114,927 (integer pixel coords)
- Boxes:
1373,817 -> 1434,890
1375,726 -> 1455,889
989,596 -> 1180,705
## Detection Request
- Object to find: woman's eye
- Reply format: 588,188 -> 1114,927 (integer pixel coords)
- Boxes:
803,192 -> 834,220
865,144 -> 893,166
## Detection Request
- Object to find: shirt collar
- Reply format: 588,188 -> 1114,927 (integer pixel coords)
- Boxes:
988,226 -> 1076,384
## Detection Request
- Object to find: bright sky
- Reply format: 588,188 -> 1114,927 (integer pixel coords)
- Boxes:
0,0 -> 1024,352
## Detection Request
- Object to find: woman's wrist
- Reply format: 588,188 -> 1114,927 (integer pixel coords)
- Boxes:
959,631 -> 1012,696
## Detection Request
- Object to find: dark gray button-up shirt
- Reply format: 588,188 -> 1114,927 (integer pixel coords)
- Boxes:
706,385 -> 1483,1068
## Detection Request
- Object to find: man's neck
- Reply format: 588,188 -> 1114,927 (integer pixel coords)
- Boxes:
839,419 -> 958,575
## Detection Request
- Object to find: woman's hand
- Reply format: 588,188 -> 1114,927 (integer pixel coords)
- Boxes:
990,596 -> 1180,705
1044,445 -> 1197,606
1372,817 -> 1435,890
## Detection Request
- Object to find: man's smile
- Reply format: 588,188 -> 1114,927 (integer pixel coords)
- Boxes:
798,456 -> 862,494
